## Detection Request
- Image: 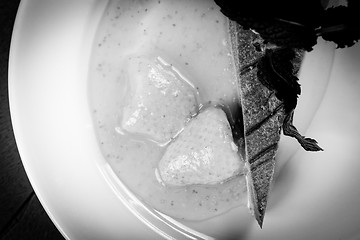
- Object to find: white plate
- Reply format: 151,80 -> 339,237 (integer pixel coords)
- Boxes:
9,0 -> 360,239
9,1 -> 158,239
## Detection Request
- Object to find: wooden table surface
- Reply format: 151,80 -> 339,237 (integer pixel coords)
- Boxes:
0,1 -> 64,239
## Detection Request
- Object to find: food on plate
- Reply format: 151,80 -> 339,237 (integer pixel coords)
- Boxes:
90,0 -> 247,222
120,55 -> 199,144
229,22 -> 301,227
226,8 -> 324,227
89,0 -> 324,230
158,107 -> 244,186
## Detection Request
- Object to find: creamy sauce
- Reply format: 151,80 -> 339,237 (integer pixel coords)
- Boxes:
89,0 -> 247,221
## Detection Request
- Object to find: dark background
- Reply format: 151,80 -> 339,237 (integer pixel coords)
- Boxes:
0,1 -> 64,239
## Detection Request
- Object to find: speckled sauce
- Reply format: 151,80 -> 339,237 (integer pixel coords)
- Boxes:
89,0 -> 247,221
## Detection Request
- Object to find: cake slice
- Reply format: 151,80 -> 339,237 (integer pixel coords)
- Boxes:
229,21 -> 307,227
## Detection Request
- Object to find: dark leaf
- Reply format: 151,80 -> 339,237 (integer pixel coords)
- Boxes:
256,48 -> 301,113
319,6 -> 360,48
282,111 -> 323,151
214,0 -> 322,51
256,48 -> 322,151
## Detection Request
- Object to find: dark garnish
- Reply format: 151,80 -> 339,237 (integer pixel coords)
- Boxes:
257,47 -> 323,151
319,5 -> 360,48
256,48 -> 301,113
215,0 -> 360,50
282,111 -> 323,151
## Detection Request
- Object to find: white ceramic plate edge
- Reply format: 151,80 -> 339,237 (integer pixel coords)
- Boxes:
9,1 -> 160,239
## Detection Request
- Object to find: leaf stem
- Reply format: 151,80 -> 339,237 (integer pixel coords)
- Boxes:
316,24 -> 347,36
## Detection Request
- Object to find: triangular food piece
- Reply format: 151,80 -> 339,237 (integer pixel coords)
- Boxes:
121,56 -> 198,144
229,22 -> 304,227
158,107 -> 244,186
